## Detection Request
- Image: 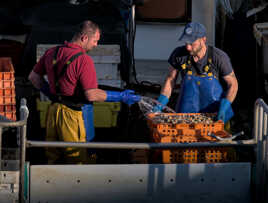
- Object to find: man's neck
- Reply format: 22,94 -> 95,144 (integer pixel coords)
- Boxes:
70,39 -> 83,47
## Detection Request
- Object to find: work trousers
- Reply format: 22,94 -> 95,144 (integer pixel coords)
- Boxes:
45,103 -> 95,164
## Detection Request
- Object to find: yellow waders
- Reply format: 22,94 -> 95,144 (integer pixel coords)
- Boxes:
45,103 -> 95,164
224,120 -> 232,134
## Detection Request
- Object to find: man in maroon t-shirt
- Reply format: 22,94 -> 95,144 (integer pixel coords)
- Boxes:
28,20 -> 140,164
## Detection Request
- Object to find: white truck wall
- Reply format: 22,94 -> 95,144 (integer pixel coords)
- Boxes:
134,0 -> 216,60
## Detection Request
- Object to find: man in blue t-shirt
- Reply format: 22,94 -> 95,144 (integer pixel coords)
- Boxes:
153,22 -> 238,123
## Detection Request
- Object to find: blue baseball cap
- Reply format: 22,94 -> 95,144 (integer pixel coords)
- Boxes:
179,22 -> 206,43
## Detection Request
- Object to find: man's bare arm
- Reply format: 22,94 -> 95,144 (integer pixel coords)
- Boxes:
84,88 -> 107,102
28,70 -> 43,89
160,66 -> 178,98
223,71 -> 238,103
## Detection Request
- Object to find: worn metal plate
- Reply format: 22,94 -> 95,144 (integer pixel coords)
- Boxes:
0,160 -> 20,171
97,79 -> 123,88
0,171 -> 19,184
0,171 -> 19,203
30,163 -> 251,203
95,63 -> 119,80
0,191 -> 18,203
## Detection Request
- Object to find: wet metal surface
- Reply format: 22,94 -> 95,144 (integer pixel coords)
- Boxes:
30,163 -> 251,203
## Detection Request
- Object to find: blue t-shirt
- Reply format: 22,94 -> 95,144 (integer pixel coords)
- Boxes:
168,46 -> 233,83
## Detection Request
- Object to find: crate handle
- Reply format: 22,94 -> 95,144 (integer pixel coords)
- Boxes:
208,131 -> 244,141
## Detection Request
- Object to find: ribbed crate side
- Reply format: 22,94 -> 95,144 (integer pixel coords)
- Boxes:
2,72 -> 14,80
0,96 -> 16,105
5,105 -> 16,112
147,113 -> 227,138
0,80 -> 15,88
162,147 -> 237,164
5,111 -> 16,121
0,88 -> 15,96
0,111 -> 16,121
0,105 -> 16,112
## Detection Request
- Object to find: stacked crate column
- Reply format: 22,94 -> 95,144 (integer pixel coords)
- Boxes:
0,57 -> 16,121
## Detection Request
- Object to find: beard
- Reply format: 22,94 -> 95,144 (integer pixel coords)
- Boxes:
189,41 -> 202,56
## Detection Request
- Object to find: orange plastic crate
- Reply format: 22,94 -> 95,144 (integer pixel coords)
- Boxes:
0,105 -> 16,112
0,72 -> 14,80
147,113 -> 225,138
161,146 -> 237,163
152,128 -> 231,143
147,113 -> 236,163
151,130 -> 236,163
0,111 -> 16,121
0,80 -> 15,89
0,96 -> 16,105
0,88 -> 15,96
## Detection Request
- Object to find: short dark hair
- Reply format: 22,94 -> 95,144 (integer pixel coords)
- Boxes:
73,20 -> 100,40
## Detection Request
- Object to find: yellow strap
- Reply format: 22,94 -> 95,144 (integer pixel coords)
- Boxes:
204,65 -> 209,72
208,72 -> 213,77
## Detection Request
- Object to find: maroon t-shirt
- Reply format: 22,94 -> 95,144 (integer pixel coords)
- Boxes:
34,41 -> 98,98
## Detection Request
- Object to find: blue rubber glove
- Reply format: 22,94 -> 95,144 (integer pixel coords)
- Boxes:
152,94 -> 169,112
40,81 -> 52,99
105,89 -> 141,105
217,98 -> 234,123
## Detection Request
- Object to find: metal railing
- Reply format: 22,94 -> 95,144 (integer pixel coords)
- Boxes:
11,98 -> 268,203
253,98 -> 268,202
0,98 -> 29,203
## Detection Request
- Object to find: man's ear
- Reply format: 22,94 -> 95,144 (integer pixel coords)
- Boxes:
81,34 -> 88,42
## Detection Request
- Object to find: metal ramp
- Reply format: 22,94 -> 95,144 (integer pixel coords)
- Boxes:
30,163 -> 251,203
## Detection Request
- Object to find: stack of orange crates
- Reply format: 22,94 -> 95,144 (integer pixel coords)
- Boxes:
146,113 -> 237,163
0,57 -> 16,121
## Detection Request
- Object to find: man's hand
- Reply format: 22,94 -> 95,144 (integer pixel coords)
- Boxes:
217,98 -> 234,123
152,104 -> 164,113
120,90 -> 141,105
152,94 -> 169,113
